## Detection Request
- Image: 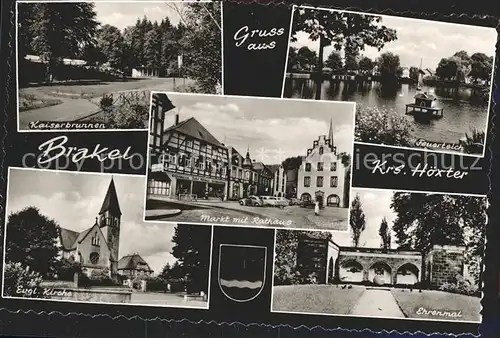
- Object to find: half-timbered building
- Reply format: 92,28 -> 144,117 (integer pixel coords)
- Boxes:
148,110 -> 229,200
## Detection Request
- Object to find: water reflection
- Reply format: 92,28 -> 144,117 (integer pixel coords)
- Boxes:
284,79 -> 489,146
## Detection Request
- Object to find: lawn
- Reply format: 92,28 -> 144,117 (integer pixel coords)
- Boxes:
390,289 -> 481,322
272,284 -> 365,315
19,93 -> 62,112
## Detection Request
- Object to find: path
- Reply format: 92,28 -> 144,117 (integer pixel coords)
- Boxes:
18,77 -> 195,129
19,92 -> 99,129
350,288 -> 405,318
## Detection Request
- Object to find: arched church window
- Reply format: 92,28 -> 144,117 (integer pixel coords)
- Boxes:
319,147 -> 324,155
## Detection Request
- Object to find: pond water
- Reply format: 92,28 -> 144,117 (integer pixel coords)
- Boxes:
284,79 -> 490,147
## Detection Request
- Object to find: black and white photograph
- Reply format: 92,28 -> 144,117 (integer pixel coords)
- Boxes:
2,168 -> 212,309
271,188 -> 485,323
282,6 -> 496,156
17,1 -> 222,131
146,92 -> 355,230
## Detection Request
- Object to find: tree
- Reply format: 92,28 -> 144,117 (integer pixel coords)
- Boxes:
378,217 -> 391,250
324,51 -> 343,71
5,207 -> 60,277
27,3 -> 98,81
469,52 -> 493,82
171,224 -> 212,293
159,262 -> 172,280
391,193 -> 486,284
179,2 -> 222,93
435,57 -> 459,80
296,46 -> 318,71
282,156 -> 303,170
144,22 -> 163,71
358,56 -> 374,75
344,46 -> 359,72
95,24 -> 125,69
409,66 -> 420,82
291,8 -> 398,99
287,47 -> 298,71
376,52 -> 402,80
349,194 -> 366,247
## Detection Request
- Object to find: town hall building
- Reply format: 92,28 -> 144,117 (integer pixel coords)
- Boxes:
297,119 -> 349,208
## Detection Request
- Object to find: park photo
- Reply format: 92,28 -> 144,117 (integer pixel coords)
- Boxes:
271,188 -> 485,323
17,1 -> 222,131
146,92 -> 355,230
283,6 -> 496,156
3,168 -> 212,309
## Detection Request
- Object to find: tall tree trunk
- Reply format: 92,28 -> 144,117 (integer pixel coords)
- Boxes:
315,36 -> 324,100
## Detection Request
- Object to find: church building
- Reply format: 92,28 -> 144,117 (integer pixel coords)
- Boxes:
296,119 -> 348,208
57,178 -> 122,279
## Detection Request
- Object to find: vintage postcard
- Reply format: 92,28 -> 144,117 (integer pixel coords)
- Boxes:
3,168 -> 212,309
16,1 -> 222,132
271,188 -> 486,323
145,92 -> 355,230
282,5 -> 496,157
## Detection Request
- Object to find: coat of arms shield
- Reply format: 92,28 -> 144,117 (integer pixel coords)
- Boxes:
218,244 -> 267,302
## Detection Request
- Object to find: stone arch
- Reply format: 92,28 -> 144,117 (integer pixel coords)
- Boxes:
300,193 -> 311,201
339,259 -> 364,283
368,261 -> 392,285
327,194 -> 340,207
395,262 -> 420,285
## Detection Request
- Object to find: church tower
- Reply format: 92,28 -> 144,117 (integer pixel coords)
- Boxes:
327,118 -> 337,154
98,177 -> 122,277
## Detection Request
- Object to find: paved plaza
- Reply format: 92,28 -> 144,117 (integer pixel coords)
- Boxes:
146,197 -> 348,230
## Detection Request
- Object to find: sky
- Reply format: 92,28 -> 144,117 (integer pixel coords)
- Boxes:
291,8 -> 497,71
332,188 -> 396,249
160,93 -> 356,165
20,1 -> 198,31
4,168 -> 190,274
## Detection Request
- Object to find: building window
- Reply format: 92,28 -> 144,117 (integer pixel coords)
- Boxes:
317,162 -> 324,171
304,176 -> 311,187
330,162 -> 337,171
185,138 -> 193,148
305,163 -> 312,172
330,176 -> 338,187
91,233 -> 100,246
317,176 -> 323,187
319,146 -> 324,155
200,143 -> 207,152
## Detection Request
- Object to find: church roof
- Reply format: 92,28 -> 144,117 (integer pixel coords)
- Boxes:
59,228 -> 79,250
164,117 -> 224,148
118,254 -> 153,272
99,178 -> 122,216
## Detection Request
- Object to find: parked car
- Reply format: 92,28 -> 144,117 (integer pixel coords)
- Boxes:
299,200 -> 316,208
239,195 -> 263,206
258,196 -> 280,207
275,197 -> 290,207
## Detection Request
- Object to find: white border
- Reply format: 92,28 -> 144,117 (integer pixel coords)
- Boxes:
143,90 -> 356,232
2,166 -> 214,310
281,4 -> 496,159
217,244 -> 267,303
16,0 -> 224,133
269,187 -> 487,324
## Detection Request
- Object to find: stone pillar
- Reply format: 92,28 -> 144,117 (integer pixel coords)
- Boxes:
141,280 -> 147,292
170,176 -> 177,198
